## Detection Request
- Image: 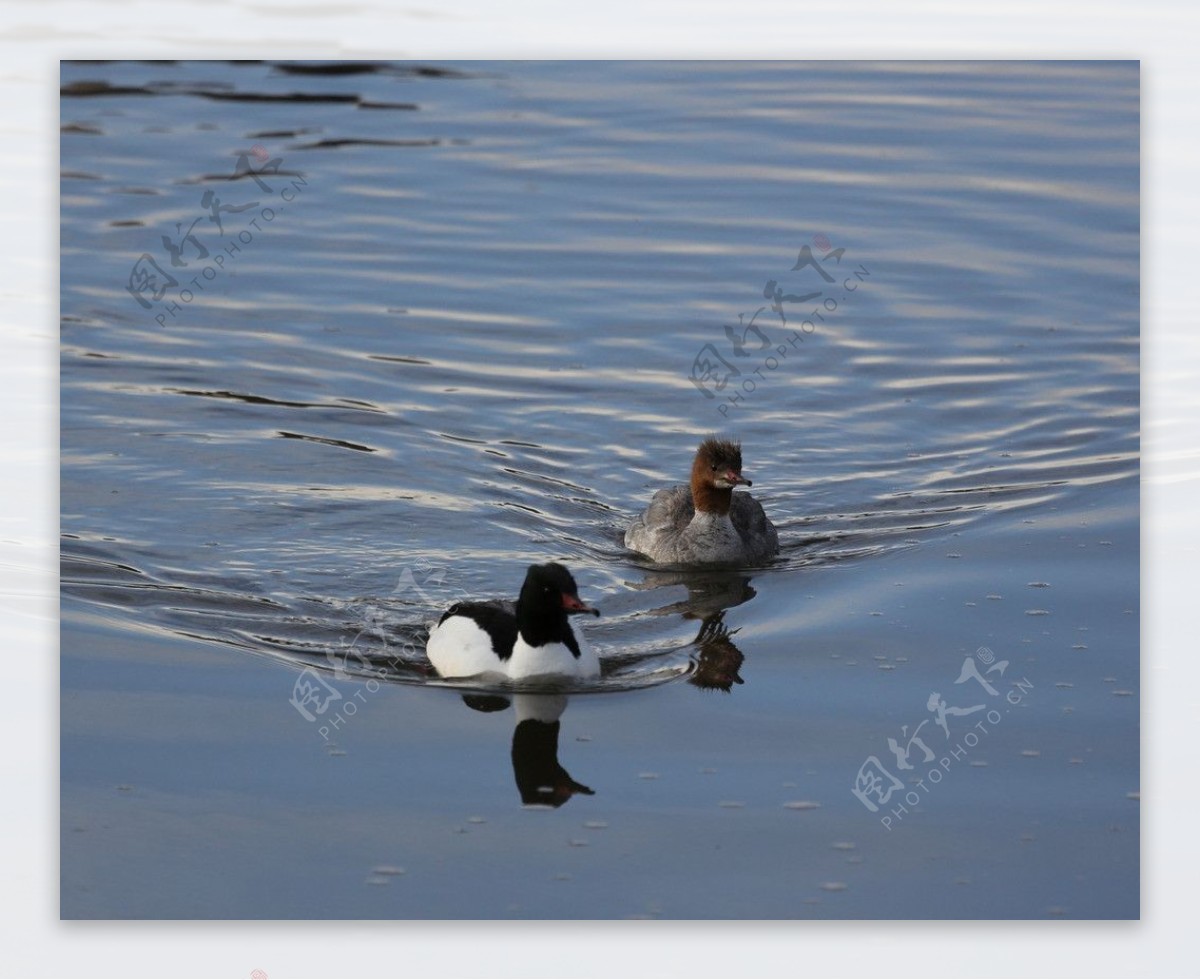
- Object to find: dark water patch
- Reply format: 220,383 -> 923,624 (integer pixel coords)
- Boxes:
368,354 -> 431,365
273,62 -> 392,77
294,137 -> 442,150
358,101 -> 420,111
61,80 -> 153,97
437,431 -> 488,446
62,77 -> 371,106
277,431 -> 378,453
245,128 -> 321,138
164,388 -> 385,413
400,66 -> 477,79
501,466 -> 593,494
196,90 -> 359,105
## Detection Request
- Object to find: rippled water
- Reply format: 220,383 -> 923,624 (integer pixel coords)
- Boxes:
61,60 -> 1139,919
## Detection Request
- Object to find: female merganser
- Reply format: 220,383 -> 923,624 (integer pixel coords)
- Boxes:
426,562 -> 601,681
625,437 -> 779,565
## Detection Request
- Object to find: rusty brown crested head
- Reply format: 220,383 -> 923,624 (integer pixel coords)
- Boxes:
690,436 -> 751,515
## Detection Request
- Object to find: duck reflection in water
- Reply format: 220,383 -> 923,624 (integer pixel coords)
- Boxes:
511,694 -> 593,807
458,692 -> 593,808
689,612 -> 745,692
630,567 -> 754,691
633,567 -> 756,621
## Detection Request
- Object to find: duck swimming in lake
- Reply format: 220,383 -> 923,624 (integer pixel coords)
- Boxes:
426,562 -> 600,681
624,437 -> 779,565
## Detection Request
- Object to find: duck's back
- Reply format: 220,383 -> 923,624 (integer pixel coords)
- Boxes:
729,491 -> 779,559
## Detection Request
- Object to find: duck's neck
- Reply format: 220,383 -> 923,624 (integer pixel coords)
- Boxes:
517,605 -> 567,647
515,588 -> 580,657
691,470 -> 732,516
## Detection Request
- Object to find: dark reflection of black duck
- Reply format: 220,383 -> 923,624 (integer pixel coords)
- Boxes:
511,694 -> 593,807
457,692 -> 593,807
688,612 -> 745,692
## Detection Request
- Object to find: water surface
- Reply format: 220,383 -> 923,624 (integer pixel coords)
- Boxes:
60,60 -> 1139,919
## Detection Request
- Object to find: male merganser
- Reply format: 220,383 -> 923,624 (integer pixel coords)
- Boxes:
426,562 -> 600,681
624,437 -> 779,565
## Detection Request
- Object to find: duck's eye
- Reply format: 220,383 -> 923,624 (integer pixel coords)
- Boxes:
711,463 -> 717,471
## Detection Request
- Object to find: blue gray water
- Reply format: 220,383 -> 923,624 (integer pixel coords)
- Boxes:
60,60 -> 1139,919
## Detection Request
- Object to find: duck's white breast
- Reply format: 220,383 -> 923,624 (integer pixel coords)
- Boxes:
508,622 -> 599,681
681,508 -> 744,561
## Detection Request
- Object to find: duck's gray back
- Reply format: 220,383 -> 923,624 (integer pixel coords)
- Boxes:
729,492 -> 779,559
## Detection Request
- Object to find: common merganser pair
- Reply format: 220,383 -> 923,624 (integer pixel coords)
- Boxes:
426,438 -> 778,681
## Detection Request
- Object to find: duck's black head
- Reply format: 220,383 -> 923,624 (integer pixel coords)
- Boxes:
515,562 -> 600,652
518,562 -> 598,618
